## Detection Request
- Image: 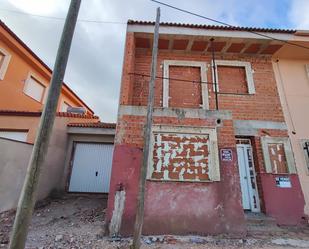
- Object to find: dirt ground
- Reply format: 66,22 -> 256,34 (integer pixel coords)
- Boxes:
1,195 -> 309,249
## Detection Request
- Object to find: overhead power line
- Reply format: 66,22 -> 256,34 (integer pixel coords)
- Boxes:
130,72 -> 255,96
150,0 -> 309,51
0,7 -> 126,25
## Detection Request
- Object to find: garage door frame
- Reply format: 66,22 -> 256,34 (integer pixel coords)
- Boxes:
66,141 -> 114,193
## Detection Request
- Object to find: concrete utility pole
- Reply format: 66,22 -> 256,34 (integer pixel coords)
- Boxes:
8,1 -> 81,248
132,7 -> 160,249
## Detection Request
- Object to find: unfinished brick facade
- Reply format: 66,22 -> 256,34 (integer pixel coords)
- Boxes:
107,22 -> 305,236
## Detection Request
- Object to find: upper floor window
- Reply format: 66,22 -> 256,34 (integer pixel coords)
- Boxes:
0,48 -> 11,80
163,60 -> 209,109
23,74 -> 46,103
212,60 -> 255,94
0,130 -> 28,142
61,101 -> 71,112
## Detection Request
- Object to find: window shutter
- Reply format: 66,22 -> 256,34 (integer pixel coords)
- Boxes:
24,76 -> 45,102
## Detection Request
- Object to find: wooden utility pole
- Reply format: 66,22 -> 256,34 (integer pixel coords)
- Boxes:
8,1 -> 81,248
132,7 -> 160,249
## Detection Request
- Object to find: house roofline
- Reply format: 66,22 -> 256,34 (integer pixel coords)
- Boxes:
0,110 -> 99,119
67,122 -> 116,129
0,20 -> 95,115
127,20 -> 296,34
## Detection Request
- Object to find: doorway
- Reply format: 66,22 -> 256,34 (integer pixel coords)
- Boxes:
236,139 -> 260,212
68,142 -> 114,193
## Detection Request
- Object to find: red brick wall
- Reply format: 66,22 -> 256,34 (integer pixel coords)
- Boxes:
120,33 -> 135,105
169,66 -> 202,108
123,45 -> 284,122
217,66 -> 248,94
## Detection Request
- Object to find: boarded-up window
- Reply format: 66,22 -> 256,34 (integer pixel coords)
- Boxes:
169,66 -> 202,108
24,76 -> 46,102
151,133 -> 210,181
217,66 -> 248,94
267,143 -> 288,174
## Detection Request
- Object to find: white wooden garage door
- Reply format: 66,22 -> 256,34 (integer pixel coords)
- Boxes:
69,143 -> 114,193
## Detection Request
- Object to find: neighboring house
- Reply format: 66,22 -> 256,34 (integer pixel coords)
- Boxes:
106,20 -> 306,236
272,33 -> 309,218
0,20 -> 94,142
0,111 -> 116,212
0,21 -> 116,212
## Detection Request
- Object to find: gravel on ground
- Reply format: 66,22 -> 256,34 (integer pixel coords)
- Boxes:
1,195 -> 309,249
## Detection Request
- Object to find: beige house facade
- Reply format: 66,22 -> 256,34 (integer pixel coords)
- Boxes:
273,34 -> 309,216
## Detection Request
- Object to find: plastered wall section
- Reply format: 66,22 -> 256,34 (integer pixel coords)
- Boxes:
107,112 -> 246,236
0,33 -> 90,112
273,58 -> 309,215
0,115 -> 100,212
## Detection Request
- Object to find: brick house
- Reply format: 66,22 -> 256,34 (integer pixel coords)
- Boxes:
106,21 -> 305,236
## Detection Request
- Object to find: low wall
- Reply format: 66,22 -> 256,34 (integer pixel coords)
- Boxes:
0,138 -> 33,212
0,118 -> 69,213
0,116 -> 111,213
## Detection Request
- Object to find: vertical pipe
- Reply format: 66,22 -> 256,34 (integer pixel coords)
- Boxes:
132,7 -> 160,249
8,1 -> 81,248
210,38 -> 219,110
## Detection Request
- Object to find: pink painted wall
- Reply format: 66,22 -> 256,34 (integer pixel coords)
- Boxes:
260,173 -> 305,225
107,144 -> 246,236
272,56 -> 309,216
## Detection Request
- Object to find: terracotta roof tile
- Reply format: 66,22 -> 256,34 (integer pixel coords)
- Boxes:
127,20 -> 296,34
0,110 -> 99,119
67,122 -> 116,129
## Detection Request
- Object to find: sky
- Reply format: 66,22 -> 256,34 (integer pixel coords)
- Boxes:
0,0 -> 309,122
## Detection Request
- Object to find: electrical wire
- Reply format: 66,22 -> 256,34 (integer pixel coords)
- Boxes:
275,60 -> 296,134
0,7 -> 126,25
129,72 -> 216,85
130,72 -> 255,96
150,0 -> 309,51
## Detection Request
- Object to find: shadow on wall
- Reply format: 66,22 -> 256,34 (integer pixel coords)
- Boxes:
0,121 -> 69,213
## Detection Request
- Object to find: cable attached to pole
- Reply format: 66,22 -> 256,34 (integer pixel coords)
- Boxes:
150,0 -> 309,52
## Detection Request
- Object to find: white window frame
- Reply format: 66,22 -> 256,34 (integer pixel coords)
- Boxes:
23,73 -> 47,103
61,101 -> 71,112
212,60 -> 255,94
163,60 -> 209,109
0,130 -> 28,142
0,48 -> 11,80
147,125 -> 220,182
300,139 -> 309,174
261,137 -> 296,174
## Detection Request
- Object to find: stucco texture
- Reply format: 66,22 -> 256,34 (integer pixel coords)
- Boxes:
273,58 -> 309,216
